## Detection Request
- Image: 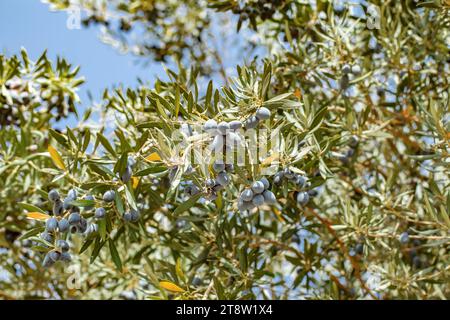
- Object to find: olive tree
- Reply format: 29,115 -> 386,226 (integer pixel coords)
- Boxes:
0,0 -> 449,300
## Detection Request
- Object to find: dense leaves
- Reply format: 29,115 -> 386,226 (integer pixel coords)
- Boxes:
0,0 -> 449,300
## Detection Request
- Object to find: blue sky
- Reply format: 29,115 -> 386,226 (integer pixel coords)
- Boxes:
0,1 -> 263,130
0,0 -> 164,110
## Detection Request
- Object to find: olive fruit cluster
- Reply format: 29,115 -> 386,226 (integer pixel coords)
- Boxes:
238,177 -> 276,212
212,161 -> 233,186
40,187 -> 140,268
123,209 -> 140,222
273,169 -> 317,206
47,189 -> 93,236
183,181 -> 201,197
273,168 -> 308,188
204,161 -> 234,200
243,107 -> 271,129
42,239 -> 71,267
204,119 -> 242,152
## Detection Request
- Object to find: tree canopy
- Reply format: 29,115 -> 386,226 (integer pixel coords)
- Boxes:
0,0 -> 449,300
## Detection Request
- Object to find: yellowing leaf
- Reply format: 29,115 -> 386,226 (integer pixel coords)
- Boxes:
272,208 -> 284,222
132,176 -> 140,189
175,258 -> 185,282
159,281 -> 185,293
48,145 -> 66,170
26,212 -> 51,221
262,152 -> 280,166
146,152 -> 161,162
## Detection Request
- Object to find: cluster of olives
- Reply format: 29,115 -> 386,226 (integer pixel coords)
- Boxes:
340,63 -> 361,90
101,189 -> 140,222
204,119 -> 243,152
243,107 -> 271,129
273,168 -> 308,188
47,188 -> 93,235
212,161 -> 233,186
42,239 -> 72,267
238,177 -> 276,212
204,161 -> 235,200
273,168 -> 317,206
183,181 -> 201,197
122,208 -> 140,222
39,187 -> 140,267
41,189 -> 86,267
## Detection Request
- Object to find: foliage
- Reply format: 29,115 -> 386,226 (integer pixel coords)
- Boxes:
0,0 -> 449,300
